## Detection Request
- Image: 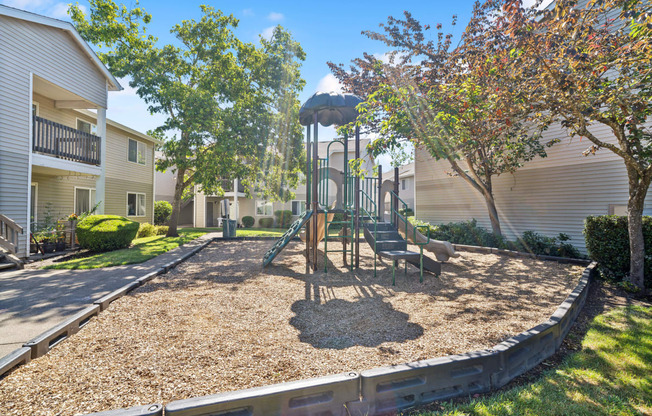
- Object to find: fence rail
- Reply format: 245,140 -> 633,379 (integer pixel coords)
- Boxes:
33,115 -> 101,166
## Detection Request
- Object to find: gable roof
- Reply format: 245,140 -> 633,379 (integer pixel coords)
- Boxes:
0,5 -> 122,91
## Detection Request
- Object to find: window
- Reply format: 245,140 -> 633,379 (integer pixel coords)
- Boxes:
76,119 -> 97,135
256,201 -> 273,216
32,102 -> 39,117
75,187 -> 96,215
401,179 -> 407,190
128,139 -> 146,165
291,200 -> 306,215
127,192 -> 146,217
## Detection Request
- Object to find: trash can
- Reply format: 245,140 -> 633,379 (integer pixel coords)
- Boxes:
224,219 -> 237,238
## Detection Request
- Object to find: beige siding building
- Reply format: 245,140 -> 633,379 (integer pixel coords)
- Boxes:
161,139 -> 375,228
0,5 -> 157,257
415,121 -> 650,253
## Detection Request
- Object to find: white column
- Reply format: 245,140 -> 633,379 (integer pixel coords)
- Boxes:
95,107 -> 107,214
234,178 -> 239,224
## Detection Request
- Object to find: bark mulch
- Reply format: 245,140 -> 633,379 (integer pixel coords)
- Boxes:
0,240 -> 585,415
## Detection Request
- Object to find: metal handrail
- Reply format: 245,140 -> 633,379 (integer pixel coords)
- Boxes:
360,189 -> 378,277
390,191 -> 430,246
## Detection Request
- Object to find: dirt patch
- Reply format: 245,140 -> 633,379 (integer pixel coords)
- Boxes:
0,240 -> 584,415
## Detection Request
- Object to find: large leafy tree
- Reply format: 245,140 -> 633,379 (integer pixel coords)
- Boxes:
329,3 -> 550,236
499,0 -> 652,291
70,1 -> 305,235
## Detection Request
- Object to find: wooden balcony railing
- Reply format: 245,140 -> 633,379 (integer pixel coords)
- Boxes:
32,115 -> 101,166
0,214 -> 24,254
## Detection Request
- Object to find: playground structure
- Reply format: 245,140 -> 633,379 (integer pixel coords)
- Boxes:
263,92 -> 458,283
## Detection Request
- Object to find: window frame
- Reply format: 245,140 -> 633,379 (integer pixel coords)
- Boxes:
126,192 -> 147,217
32,102 -> 39,117
255,200 -> 273,216
76,118 -> 97,135
74,186 -> 96,215
291,200 -> 306,216
127,138 -> 147,166
401,179 -> 407,190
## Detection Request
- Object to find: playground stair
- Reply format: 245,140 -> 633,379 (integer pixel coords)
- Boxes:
363,222 -> 441,281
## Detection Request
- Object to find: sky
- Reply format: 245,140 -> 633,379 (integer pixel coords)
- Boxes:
1,0 -> 545,168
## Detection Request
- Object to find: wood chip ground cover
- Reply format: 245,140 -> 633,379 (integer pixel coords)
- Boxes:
0,241 -> 584,415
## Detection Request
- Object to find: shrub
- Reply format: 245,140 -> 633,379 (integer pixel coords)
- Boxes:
274,210 -> 293,228
410,217 -> 582,259
76,215 -> 139,252
515,231 -> 582,258
242,216 -> 255,228
584,215 -> 652,287
154,200 -> 173,225
155,225 -> 169,235
137,222 -> 157,238
428,219 -> 507,248
399,207 -> 414,217
259,217 -> 274,228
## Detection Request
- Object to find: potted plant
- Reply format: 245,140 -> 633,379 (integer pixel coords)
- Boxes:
39,230 -> 56,253
55,224 -> 66,251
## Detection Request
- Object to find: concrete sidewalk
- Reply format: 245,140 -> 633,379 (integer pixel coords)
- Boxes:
0,232 -> 219,358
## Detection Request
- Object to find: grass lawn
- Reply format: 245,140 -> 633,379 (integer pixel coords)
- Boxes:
44,230 -> 206,270
415,305 -> 652,416
236,228 -> 288,237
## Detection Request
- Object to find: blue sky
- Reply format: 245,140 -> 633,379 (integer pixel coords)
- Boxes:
2,0 -> 543,167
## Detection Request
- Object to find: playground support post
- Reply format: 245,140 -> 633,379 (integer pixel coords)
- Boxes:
354,125 -> 360,269
378,166 -> 383,221
305,125 -> 311,269
393,167 -> 399,228
312,114 -> 319,271
343,133 -> 348,265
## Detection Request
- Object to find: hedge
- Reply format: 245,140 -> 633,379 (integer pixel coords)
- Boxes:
584,215 -> 652,287
76,215 -> 140,252
242,216 -> 255,228
274,210 -> 293,228
137,223 -> 157,238
259,217 -> 274,228
154,201 -> 173,225
409,217 -> 582,259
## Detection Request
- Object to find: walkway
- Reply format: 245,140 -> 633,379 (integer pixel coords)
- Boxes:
0,232 -> 220,358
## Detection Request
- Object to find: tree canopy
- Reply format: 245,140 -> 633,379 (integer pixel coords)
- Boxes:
329,2 -> 551,235
499,0 -> 652,291
70,1 -> 306,235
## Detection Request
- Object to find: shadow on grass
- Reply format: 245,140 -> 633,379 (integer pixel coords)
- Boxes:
417,305 -> 652,416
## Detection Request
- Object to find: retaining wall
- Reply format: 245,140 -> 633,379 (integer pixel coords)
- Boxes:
1,240 -> 594,416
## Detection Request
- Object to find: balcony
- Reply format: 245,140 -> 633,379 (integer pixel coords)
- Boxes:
220,179 -> 245,194
32,115 -> 101,166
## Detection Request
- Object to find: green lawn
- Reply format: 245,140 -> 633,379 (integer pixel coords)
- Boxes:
235,228 -> 288,237
415,305 -> 652,416
44,231 -> 206,269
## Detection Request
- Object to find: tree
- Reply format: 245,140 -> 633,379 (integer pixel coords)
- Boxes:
329,3 -> 550,235
70,1 -> 306,236
499,0 -> 652,291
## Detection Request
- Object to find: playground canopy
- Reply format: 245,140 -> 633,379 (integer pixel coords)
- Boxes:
299,91 -> 363,126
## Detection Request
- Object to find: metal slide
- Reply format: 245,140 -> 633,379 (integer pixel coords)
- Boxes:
262,210 -> 313,267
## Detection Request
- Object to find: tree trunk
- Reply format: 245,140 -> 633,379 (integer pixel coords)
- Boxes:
166,167 -> 186,237
626,166 -> 651,292
483,191 -> 502,236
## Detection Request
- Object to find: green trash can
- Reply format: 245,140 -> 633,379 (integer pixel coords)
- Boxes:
224,219 -> 237,238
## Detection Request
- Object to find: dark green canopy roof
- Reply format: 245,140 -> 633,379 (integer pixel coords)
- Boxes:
299,91 -> 363,127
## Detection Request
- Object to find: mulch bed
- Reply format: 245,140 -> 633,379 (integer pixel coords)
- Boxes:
0,240 -> 584,415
